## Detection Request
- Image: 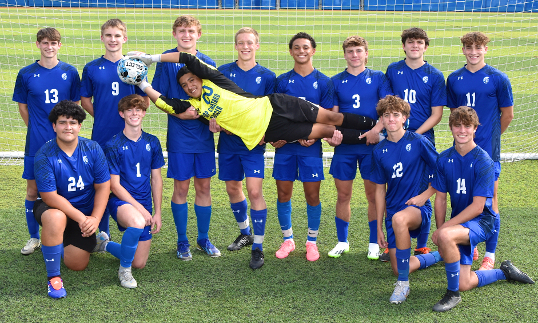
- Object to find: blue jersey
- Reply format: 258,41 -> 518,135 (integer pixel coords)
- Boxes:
275,69 -> 334,157
151,49 -> 216,153
105,131 -> 165,207
332,68 -> 393,155
433,145 -> 497,220
446,64 -> 513,162
371,131 -> 438,219
80,56 -> 147,147
217,61 -> 276,155
386,60 -> 447,144
34,137 -> 110,215
13,61 -> 81,157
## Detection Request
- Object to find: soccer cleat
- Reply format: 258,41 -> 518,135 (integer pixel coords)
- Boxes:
473,247 -> 479,261
249,248 -> 264,270
379,248 -> 390,262
414,247 -> 431,255
21,238 -> 41,255
47,277 -> 66,299
118,266 -> 137,289
275,239 -> 295,259
93,231 -> 109,253
368,243 -> 380,260
227,233 -> 254,251
500,260 -> 535,284
478,256 -> 495,271
176,241 -> 192,261
305,242 -> 320,262
432,289 -> 462,312
328,242 -> 350,258
197,239 -> 221,257
389,281 -> 410,304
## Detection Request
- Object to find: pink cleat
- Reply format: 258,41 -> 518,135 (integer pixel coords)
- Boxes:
306,242 -> 320,262
275,239 -> 295,259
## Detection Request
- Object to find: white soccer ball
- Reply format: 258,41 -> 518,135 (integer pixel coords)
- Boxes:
117,56 -> 148,85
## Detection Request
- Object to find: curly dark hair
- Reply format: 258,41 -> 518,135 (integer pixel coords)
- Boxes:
48,100 -> 86,124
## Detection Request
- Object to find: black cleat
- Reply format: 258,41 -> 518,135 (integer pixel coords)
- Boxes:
500,260 -> 535,284
227,233 -> 254,251
432,289 -> 461,312
379,248 -> 390,262
249,248 -> 264,270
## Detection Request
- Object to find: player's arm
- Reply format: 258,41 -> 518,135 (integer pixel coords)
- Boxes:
138,81 -> 197,119
79,180 -> 110,237
414,105 -> 443,135
18,103 -> 29,126
441,196 -> 486,230
81,96 -> 94,117
500,105 -> 514,134
150,168 -> 163,234
431,190 -> 447,246
40,191 -> 88,225
109,174 -> 153,225
406,184 -> 436,207
375,183 -> 388,249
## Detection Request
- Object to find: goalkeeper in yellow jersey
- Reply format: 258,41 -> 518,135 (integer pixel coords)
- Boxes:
127,52 -> 377,149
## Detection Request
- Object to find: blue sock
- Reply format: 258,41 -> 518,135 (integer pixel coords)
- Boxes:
416,251 -> 441,269
307,203 -> 321,242
107,241 -> 121,259
171,202 -> 188,243
476,269 -> 506,287
119,227 -> 143,268
231,199 -> 250,235
368,220 -> 377,244
195,204 -> 212,241
396,248 -> 411,281
277,200 -> 293,240
98,206 -> 110,236
485,216 -> 500,254
42,244 -> 62,278
335,217 -> 349,243
25,200 -> 39,239
416,231 -> 430,249
251,209 -> 267,251
445,261 -> 460,292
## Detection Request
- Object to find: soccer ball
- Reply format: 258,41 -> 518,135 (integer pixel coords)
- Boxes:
117,56 -> 148,85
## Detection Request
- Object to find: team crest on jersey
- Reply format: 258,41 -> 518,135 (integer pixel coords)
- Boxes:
483,77 -> 489,84
83,156 -> 88,164
313,81 -> 318,90
366,78 -> 372,84
406,144 -> 411,152
62,73 -> 67,80
422,76 -> 428,83
146,143 -> 151,151
256,77 -> 261,84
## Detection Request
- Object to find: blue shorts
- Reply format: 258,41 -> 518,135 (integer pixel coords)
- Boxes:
218,153 -> 264,181
494,161 -> 501,181
22,156 -> 35,180
329,153 -> 372,181
385,205 -> 432,249
459,214 -> 496,265
272,154 -> 324,182
108,197 -> 152,242
167,151 -> 216,181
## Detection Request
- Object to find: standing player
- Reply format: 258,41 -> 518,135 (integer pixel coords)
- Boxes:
13,27 -> 81,255
272,32 -> 334,262
327,35 -> 392,260
80,19 -> 149,238
100,94 -> 164,288
33,101 -> 110,298
431,107 -> 532,312
446,32 -> 514,270
371,95 -> 442,304
217,27 -> 276,269
151,15 -> 219,260
385,27 -> 446,258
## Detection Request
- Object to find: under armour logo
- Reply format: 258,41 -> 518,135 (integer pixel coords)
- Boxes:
122,146 -> 129,150
451,273 -> 459,277
312,173 -> 319,178
289,80 -> 294,84
34,74 -> 40,77
401,258 -> 409,263
45,259 -> 54,262
398,71 -> 403,75
232,209 -> 240,213
230,73 -> 236,78
254,170 -> 260,174
448,159 -> 453,163
254,219 -> 263,223
99,66 -> 106,70
429,174 -> 434,179
458,76 -> 464,80
383,149 -> 388,153
342,80 -> 348,83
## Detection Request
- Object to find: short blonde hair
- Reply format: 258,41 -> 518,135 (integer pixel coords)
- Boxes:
235,27 -> 259,44
101,19 -> 127,36
173,15 -> 202,33
342,35 -> 368,64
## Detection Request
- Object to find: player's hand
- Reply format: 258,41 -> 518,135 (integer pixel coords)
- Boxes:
431,229 -> 440,246
224,129 -> 233,135
323,130 -> 343,147
258,136 -> 266,145
80,216 -> 99,237
270,140 -> 286,148
406,195 -> 427,207
298,139 -> 316,147
136,206 -> 153,226
377,228 -> 388,249
360,128 -> 381,146
126,51 -> 158,66
209,118 -> 222,133
177,107 -> 199,120
151,213 -> 162,234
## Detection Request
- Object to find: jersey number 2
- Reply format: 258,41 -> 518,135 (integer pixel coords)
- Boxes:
391,162 -> 403,178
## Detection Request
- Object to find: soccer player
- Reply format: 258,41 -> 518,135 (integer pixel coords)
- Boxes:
33,101 -> 110,298
431,107 -> 533,312
371,95 -> 442,304
99,94 -> 164,288
384,27 -> 446,258
446,31 -> 514,270
13,27 -> 81,255
151,15 -> 219,260
81,19 -> 149,238
327,35 -> 392,260
216,27 -> 276,269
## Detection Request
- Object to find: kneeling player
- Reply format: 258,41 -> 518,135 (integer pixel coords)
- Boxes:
431,107 -> 533,312
371,96 -> 442,304
34,101 -> 110,298
99,94 -> 165,288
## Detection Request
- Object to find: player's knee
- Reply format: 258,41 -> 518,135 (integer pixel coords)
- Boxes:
64,256 -> 89,271
132,214 -> 146,229
436,228 -> 453,246
336,190 -> 352,203
225,182 -> 243,199
247,187 -> 262,202
132,259 -> 147,269
459,279 -> 474,291
391,212 -> 407,230
41,209 -> 67,228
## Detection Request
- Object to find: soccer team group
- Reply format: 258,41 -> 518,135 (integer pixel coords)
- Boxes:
13,15 -> 534,311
